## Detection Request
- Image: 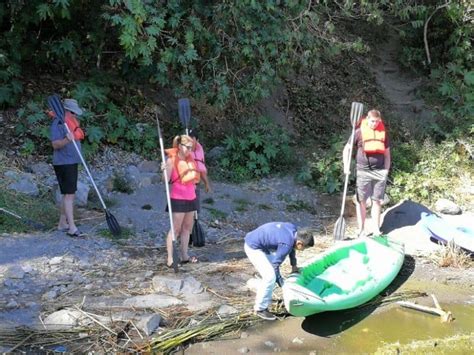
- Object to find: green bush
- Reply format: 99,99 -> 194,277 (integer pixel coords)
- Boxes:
388,140 -> 473,206
297,137 -> 346,193
217,117 -> 292,182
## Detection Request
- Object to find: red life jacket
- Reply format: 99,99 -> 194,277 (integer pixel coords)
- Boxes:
165,148 -> 200,184
49,110 -> 85,141
360,118 -> 386,154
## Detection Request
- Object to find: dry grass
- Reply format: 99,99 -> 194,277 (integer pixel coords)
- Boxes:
429,241 -> 473,268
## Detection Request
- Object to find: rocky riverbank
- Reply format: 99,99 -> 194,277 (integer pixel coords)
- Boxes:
1,161 -> 473,352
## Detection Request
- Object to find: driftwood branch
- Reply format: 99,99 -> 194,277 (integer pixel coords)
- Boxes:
424,2 -> 451,65
398,293 -> 453,322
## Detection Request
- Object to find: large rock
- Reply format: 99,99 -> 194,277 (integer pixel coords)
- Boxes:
5,265 -> 25,279
136,314 -> 162,336
123,294 -> 182,308
8,177 -> 39,197
54,180 -> 90,207
152,275 -> 203,296
217,304 -> 239,316
43,310 -> 85,330
125,165 -> 141,190
152,276 -> 183,296
29,162 -> 53,176
434,199 -> 461,215
138,160 -> 159,173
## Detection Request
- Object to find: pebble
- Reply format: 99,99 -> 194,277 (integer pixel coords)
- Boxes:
6,300 -> 19,309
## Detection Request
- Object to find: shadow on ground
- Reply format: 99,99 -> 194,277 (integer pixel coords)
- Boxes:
381,200 -> 433,234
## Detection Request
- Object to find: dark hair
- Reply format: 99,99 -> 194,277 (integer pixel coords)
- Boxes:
189,128 -> 199,140
296,227 -> 315,247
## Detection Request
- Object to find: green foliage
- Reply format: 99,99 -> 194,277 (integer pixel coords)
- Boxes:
297,138 -> 346,193
0,0 -> 396,109
15,101 -> 50,155
390,1 -> 473,140
286,200 -> 316,214
388,140 -> 473,205
99,226 -> 132,241
217,117 -> 292,182
0,51 -> 22,107
0,153 -> 56,233
204,206 -> 228,221
111,172 -> 134,194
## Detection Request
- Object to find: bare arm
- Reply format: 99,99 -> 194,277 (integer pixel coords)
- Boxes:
200,172 -> 211,193
52,132 -> 74,150
384,148 -> 391,170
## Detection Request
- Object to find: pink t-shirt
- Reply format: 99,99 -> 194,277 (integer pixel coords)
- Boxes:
169,164 -> 196,200
191,141 -> 207,173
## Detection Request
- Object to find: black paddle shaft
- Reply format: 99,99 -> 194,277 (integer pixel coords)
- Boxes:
178,98 -> 191,134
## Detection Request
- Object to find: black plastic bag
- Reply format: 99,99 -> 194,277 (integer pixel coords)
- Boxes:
190,218 -> 206,247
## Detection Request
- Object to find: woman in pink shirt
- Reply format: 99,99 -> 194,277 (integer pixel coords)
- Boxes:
163,135 -> 199,266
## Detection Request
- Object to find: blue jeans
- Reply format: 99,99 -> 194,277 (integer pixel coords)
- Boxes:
244,243 -> 276,311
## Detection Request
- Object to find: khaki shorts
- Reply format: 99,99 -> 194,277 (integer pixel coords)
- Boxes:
356,169 -> 388,202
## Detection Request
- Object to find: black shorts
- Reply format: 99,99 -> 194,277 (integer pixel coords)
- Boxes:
166,198 -> 198,213
54,164 -> 78,194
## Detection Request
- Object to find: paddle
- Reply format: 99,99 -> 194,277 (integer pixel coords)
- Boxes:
334,102 -> 364,241
47,94 -> 121,237
155,111 -> 179,273
0,207 -> 47,231
178,98 -> 191,135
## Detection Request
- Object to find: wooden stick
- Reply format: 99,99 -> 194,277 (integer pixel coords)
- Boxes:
431,293 -> 442,310
73,306 -> 118,335
397,300 -> 453,323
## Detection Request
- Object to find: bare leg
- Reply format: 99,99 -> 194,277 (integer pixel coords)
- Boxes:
64,194 -> 77,234
356,199 -> 366,236
371,200 -> 382,234
167,213 -> 184,266
58,197 -> 69,230
180,211 -> 196,261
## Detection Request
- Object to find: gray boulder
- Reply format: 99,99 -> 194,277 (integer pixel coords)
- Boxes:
435,198 -> 461,215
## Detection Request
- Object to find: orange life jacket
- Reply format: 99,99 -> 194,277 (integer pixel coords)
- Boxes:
360,118 -> 386,154
49,110 -> 85,141
165,148 -> 200,184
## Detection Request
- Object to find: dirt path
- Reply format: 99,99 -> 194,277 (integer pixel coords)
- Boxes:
371,33 -> 436,133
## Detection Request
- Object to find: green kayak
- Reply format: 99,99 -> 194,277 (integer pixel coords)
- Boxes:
283,236 -> 404,317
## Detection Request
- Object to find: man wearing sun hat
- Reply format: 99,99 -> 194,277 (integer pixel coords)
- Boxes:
50,98 -> 85,237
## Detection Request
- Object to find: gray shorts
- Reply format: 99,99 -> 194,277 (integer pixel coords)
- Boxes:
356,169 -> 388,202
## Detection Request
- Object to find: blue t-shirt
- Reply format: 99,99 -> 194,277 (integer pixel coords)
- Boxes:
245,222 -> 297,280
50,118 -> 82,165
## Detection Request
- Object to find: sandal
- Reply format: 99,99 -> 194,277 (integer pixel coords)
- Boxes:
180,256 -> 198,264
66,229 -> 86,237
166,261 -> 179,269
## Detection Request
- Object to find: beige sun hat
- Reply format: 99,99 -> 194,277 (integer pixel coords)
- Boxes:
63,99 -> 83,116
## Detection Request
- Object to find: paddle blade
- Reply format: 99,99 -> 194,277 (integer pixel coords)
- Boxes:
106,210 -> 121,237
178,98 -> 191,129
350,102 -> 364,127
172,240 -> 179,272
47,94 -> 66,123
333,216 -> 346,241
